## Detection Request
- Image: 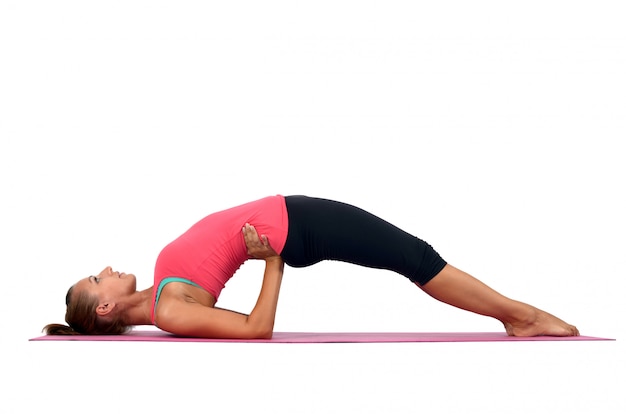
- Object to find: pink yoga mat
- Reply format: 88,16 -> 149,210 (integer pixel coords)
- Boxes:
29,331 -> 614,343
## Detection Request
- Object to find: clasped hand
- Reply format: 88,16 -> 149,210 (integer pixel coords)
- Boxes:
242,223 -> 280,260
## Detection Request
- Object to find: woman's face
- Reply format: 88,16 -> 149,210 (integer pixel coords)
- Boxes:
73,266 -> 137,302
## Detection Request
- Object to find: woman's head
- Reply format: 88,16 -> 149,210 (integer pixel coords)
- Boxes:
43,266 -> 137,335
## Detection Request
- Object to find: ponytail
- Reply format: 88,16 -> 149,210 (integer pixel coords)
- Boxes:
43,323 -> 80,335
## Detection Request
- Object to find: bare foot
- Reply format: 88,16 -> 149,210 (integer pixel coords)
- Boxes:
503,305 -> 580,337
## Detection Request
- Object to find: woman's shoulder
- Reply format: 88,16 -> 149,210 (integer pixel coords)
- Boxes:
154,282 -> 216,326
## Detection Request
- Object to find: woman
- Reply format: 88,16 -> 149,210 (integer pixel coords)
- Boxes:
44,195 -> 579,338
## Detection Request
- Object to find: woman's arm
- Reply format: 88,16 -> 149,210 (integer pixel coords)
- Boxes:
155,224 -> 284,339
240,223 -> 284,337
242,255 -> 284,338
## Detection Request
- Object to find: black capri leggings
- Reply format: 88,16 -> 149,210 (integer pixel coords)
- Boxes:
281,195 -> 447,286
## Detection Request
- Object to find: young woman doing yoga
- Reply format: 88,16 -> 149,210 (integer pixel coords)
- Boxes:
43,195 -> 579,338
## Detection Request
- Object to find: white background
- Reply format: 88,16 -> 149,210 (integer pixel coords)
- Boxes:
1,1 -> 624,413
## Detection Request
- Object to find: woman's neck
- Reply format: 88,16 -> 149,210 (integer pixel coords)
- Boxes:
124,286 -> 154,326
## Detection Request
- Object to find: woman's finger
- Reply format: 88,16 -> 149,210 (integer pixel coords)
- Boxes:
243,223 -> 263,247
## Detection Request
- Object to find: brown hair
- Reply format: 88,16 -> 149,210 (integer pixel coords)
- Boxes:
43,286 -> 131,335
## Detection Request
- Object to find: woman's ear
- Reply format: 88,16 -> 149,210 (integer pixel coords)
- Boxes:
96,302 -> 116,316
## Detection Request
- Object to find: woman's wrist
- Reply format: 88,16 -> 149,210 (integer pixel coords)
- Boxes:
264,256 -> 283,265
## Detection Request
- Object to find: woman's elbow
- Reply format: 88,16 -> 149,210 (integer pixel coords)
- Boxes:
253,325 -> 274,339
258,330 -> 273,340
245,319 -> 274,339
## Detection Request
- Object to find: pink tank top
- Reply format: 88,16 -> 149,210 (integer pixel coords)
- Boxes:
151,195 -> 289,322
